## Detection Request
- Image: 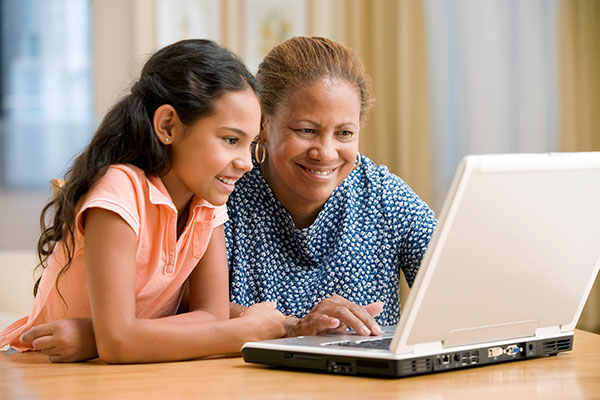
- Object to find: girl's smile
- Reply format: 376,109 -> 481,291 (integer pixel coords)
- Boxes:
158,88 -> 261,212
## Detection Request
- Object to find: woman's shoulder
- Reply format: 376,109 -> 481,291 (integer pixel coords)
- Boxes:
354,155 -> 414,196
353,155 -> 435,220
227,164 -> 270,208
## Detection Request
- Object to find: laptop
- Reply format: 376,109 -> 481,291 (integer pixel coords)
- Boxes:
242,152 -> 600,377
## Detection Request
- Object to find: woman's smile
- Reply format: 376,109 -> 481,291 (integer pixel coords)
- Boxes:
297,163 -> 338,180
261,79 -> 361,218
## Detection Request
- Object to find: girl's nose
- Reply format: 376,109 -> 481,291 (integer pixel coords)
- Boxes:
233,149 -> 253,172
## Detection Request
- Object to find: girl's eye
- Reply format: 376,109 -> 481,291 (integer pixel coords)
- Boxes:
225,137 -> 238,145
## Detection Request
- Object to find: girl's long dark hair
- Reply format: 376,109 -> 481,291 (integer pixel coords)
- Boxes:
34,39 -> 258,297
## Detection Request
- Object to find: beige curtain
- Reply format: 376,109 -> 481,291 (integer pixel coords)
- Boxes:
339,0 -> 433,206
328,0 -> 432,306
560,0 -> 600,334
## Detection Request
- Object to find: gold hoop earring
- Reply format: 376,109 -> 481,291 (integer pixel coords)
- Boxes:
353,153 -> 361,170
254,142 -> 267,164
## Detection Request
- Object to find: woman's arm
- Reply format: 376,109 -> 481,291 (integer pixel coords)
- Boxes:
231,298 -> 383,338
85,208 -> 283,363
283,295 -> 383,337
230,302 -> 248,318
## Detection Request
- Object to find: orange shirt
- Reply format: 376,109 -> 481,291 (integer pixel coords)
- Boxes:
0,164 -> 228,351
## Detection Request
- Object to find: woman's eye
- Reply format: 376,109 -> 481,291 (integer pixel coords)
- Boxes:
295,128 -> 315,134
225,137 -> 238,145
338,130 -> 354,139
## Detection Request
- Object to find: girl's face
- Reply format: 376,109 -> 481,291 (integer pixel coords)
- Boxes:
261,78 -> 361,217
162,89 -> 261,209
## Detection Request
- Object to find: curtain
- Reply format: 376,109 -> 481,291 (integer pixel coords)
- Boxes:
425,0 -> 559,211
560,0 -> 600,334
334,0 -> 433,207
330,0 -> 432,306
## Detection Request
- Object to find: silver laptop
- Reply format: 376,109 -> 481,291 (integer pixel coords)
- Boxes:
242,152 -> 600,377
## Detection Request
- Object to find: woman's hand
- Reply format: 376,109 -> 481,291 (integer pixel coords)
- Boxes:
19,318 -> 98,362
284,295 -> 383,338
229,302 -> 248,319
240,302 -> 285,341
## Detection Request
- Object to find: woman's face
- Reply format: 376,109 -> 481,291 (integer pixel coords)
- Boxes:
262,78 -> 361,216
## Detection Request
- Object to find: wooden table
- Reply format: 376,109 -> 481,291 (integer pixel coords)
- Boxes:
1,329 -> 599,399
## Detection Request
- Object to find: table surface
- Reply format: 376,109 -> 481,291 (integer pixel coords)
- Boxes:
1,329 -> 599,400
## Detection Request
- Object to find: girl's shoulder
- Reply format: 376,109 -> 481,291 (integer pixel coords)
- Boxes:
77,164 -> 150,238
103,164 -> 146,183
91,164 -> 150,194
83,164 -> 150,208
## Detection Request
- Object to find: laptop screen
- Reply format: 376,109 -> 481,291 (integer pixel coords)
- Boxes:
393,153 -> 600,353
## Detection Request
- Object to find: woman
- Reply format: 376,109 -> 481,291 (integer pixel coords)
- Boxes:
226,36 -> 437,337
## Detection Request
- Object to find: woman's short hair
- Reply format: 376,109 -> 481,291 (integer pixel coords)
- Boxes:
256,36 -> 373,121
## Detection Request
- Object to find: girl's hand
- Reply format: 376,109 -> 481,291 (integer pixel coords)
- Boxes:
240,302 -> 285,340
19,318 -> 98,362
284,295 -> 383,338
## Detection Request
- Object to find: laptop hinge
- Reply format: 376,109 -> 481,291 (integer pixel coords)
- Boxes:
534,325 -> 561,338
411,341 -> 443,354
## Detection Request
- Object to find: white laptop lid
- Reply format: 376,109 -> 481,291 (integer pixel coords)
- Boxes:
391,152 -> 600,354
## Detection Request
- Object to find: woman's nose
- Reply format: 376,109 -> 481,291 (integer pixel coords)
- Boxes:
308,135 -> 337,161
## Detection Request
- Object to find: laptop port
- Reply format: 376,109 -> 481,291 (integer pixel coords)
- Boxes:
488,347 -> 503,358
328,360 -> 355,374
441,354 -> 451,365
460,352 -> 470,365
504,345 -> 522,356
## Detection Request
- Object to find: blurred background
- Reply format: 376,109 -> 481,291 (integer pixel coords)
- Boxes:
0,0 -> 598,333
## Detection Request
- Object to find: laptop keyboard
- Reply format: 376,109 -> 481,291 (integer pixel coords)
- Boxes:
327,337 -> 393,349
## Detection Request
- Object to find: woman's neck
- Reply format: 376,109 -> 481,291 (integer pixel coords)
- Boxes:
286,206 -> 320,230
259,163 -> 324,229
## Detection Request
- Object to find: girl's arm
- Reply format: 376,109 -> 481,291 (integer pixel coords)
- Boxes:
159,225 -> 229,323
181,225 -> 229,321
85,208 -> 283,363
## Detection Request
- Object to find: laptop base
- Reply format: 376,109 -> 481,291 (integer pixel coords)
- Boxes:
242,334 -> 573,378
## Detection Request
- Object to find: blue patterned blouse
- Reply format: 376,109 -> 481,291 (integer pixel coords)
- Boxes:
224,154 -> 437,325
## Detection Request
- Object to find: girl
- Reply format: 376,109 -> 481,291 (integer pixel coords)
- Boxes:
0,39 -> 284,363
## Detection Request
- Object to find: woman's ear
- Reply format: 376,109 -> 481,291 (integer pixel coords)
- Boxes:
259,115 -> 269,143
153,105 -> 181,145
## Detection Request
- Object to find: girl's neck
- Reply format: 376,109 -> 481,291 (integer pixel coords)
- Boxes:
176,201 -> 191,238
159,174 -> 193,215
159,174 -> 194,238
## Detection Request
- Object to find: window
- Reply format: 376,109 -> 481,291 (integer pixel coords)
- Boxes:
0,0 -> 94,188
